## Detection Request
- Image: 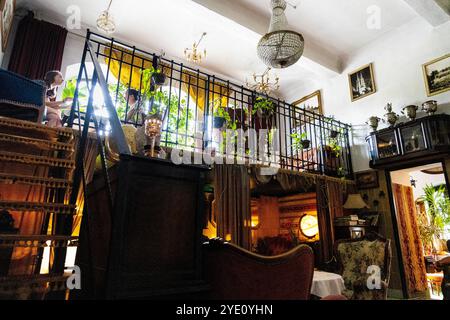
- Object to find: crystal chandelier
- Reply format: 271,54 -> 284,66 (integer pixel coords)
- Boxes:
246,67 -> 280,95
97,0 -> 116,34
184,32 -> 207,64
257,0 -> 304,69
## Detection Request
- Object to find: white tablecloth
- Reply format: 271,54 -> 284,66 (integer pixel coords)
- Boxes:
311,271 -> 346,298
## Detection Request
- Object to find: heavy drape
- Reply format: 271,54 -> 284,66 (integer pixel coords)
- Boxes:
103,46 -> 155,90
103,45 -> 228,113
214,165 -> 251,250
8,12 -> 67,80
316,178 -> 350,265
392,184 -> 428,294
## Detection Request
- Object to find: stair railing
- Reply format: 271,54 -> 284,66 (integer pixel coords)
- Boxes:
52,31 -> 131,277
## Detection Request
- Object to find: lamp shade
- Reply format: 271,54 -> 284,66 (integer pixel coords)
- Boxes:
343,194 -> 370,209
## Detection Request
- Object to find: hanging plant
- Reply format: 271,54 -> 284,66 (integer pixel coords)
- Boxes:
253,97 -> 274,118
213,102 -> 231,129
291,132 -> 310,151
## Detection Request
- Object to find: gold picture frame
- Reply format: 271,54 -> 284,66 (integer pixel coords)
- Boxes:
422,53 -> 450,97
1,0 -> 16,52
292,90 -> 323,115
348,63 -> 376,102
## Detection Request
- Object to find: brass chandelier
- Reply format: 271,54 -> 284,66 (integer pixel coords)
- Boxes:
184,32 -> 207,64
246,67 -> 280,95
97,0 -> 116,34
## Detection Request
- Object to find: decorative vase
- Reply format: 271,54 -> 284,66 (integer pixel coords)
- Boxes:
401,105 -> 418,121
422,100 -> 438,116
383,103 -> 399,127
145,116 -> 163,157
366,116 -> 381,132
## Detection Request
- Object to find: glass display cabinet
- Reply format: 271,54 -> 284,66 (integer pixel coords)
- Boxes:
366,114 -> 450,168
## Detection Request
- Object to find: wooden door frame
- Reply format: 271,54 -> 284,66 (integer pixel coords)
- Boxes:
385,158 -> 450,299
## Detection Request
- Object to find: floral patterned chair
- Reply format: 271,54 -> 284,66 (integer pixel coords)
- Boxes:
335,233 -> 392,300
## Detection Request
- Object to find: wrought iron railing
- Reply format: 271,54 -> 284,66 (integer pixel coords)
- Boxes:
68,30 -> 353,178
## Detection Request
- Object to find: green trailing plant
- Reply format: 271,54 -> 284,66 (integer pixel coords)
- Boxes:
252,97 -> 274,117
291,131 -> 308,151
140,67 -> 165,112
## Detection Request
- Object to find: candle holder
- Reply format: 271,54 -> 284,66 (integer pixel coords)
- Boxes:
145,116 -> 163,158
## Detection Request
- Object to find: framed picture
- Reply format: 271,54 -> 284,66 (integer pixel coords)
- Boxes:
292,90 -> 323,115
355,170 -> 379,190
348,63 -> 376,102
1,0 -> 15,52
422,54 -> 450,97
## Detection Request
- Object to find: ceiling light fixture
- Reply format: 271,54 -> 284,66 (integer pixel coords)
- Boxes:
97,0 -> 116,34
245,67 -> 280,95
257,0 -> 304,69
184,32 -> 207,64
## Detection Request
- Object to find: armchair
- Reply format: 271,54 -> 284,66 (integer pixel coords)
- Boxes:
335,233 -> 391,300
203,238 -> 315,300
0,69 -> 46,123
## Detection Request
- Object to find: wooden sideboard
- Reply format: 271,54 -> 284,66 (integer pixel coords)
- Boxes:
74,155 -> 210,299
366,114 -> 450,169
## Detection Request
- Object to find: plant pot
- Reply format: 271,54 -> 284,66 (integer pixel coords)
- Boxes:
324,145 -> 338,158
301,140 -> 311,149
213,116 -> 226,129
330,130 -> 339,138
151,73 -> 166,86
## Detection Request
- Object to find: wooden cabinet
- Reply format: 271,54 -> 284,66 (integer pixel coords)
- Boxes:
366,114 -> 450,169
74,155 -> 209,299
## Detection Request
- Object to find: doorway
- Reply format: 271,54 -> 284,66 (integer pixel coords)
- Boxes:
389,162 -> 450,300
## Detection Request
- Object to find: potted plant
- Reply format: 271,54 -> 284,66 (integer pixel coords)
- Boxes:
213,103 -> 231,129
291,132 -> 311,151
252,96 -> 274,118
418,184 -> 450,255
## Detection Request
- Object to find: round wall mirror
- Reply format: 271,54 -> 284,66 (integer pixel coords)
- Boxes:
299,214 -> 319,238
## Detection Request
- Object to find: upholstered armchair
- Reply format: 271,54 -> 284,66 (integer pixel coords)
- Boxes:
0,69 -> 46,123
335,234 -> 392,300
203,238 -> 315,300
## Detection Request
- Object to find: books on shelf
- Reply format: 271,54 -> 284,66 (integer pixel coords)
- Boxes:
334,216 -> 367,226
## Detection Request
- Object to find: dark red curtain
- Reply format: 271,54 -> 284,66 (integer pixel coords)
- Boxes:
8,12 -> 67,80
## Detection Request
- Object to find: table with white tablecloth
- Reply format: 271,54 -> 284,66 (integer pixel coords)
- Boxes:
311,271 -> 346,298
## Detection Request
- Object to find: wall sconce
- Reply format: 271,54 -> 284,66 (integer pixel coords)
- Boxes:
410,176 -> 417,188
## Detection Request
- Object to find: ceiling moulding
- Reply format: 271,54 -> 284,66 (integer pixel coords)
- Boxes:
403,0 -> 450,27
191,0 -> 342,76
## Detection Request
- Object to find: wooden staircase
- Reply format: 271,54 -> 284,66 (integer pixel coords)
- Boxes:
0,117 -> 78,299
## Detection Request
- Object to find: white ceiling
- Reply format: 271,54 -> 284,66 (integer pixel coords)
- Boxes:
17,0 -> 424,100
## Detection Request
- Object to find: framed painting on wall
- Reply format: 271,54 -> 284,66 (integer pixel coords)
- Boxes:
355,170 -> 379,190
422,53 -> 450,97
1,0 -> 15,52
292,90 -> 323,115
348,63 -> 376,102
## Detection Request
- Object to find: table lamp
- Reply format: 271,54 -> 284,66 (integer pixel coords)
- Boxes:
343,194 -> 370,213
